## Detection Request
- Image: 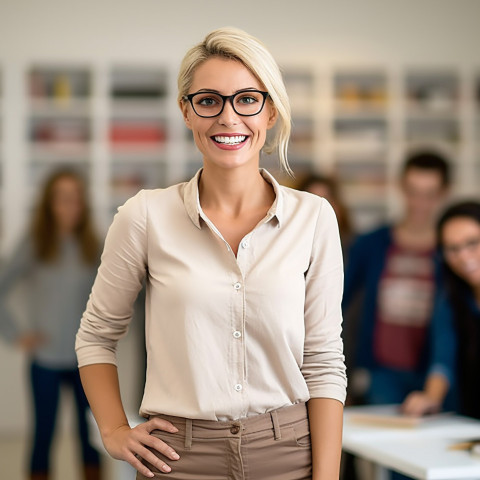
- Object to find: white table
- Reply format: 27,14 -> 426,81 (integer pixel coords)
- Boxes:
343,405 -> 480,480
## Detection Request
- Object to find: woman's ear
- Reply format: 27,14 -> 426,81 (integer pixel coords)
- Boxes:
180,100 -> 193,130
267,102 -> 278,130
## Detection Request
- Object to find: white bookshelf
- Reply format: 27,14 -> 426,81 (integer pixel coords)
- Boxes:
280,64 -> 476,231
0,62 -> 479,254
0,71 -> 3,246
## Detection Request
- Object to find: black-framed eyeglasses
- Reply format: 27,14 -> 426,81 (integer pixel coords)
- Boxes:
443,236 -> 480,258
182,89 -> 269,118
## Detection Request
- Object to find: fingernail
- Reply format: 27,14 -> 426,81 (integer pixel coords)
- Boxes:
172,452 -> 180,460
171,427 -> 178,432
147,472 -> 154,478
162,464 -> 171,472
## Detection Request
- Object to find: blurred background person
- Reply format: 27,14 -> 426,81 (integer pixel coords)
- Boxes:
341,151 -> 451,480
297,173 -> 354,255
342,151 -> 451,410
0,169 -> 102,480
402,201 -> 480,420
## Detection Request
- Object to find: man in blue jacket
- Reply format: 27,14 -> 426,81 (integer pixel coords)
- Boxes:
343,152 -> 451,408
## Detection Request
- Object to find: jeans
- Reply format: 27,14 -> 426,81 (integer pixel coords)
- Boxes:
29,361 -> 100,474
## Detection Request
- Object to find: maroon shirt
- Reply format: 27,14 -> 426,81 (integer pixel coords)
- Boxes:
373,244 -> 435,370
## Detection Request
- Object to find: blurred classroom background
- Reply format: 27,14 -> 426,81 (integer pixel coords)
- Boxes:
1,0 -> 480,479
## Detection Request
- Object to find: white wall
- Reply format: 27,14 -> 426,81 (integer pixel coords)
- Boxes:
1,0 -> 480,435
1,0 -> 480,64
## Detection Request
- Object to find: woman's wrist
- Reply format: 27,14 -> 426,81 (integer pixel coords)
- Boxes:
101,421 -> 131,440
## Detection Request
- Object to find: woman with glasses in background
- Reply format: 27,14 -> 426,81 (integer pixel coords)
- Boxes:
403,201 -> 480,421
0,169 -> 101,480
76,27 -> 346,480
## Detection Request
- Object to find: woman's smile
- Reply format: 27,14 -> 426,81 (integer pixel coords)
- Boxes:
211,133 -> 249,150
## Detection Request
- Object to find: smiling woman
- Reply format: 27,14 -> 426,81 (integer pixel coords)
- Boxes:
76,27 -> 346,480
402,201 -> 480,421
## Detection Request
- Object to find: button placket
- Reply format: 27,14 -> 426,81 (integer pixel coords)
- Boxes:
230,256 -> 246,417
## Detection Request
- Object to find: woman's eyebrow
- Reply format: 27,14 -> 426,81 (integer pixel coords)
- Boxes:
194,87 -> 259,94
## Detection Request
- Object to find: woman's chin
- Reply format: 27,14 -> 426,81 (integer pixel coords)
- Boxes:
203,153 -> 257,171
460,270 -> 480,289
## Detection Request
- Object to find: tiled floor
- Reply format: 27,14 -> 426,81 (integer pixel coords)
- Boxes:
0,432 -> 116,480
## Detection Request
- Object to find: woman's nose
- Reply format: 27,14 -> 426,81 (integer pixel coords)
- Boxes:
217,99 -> 239,127
456,246 -> 475,265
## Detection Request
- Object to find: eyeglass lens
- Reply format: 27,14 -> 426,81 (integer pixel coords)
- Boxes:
444,237 -> 480,256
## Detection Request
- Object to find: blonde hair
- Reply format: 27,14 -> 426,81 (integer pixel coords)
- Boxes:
178,27 -> 292,175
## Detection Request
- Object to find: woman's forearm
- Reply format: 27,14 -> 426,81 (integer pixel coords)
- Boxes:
79,363 -> 180,477
307,397 -> 344,480
79,363 -> 129,439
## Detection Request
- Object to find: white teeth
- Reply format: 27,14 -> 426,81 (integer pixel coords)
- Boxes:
214,135 -> 246,145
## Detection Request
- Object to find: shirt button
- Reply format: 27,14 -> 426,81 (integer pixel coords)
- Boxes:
234,384 -> 243,392
230,424 -> 241,434
233,282 -> 242,290
241,240 -> 249,249
233,330 -> 242,339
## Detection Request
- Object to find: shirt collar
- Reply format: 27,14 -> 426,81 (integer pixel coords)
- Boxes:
184,168 -> 284,230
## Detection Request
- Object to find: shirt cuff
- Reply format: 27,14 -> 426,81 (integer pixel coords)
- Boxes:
428,363 -> 453,386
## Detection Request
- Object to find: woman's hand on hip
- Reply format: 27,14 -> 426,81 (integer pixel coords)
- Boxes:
102,417 -> 180,477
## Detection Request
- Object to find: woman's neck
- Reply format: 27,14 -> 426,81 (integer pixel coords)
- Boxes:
57,225 -> 75,238
199,163 -> 274,218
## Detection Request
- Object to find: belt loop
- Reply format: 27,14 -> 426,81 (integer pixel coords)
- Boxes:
270,410 -> 281,440
185,418 -> 193,450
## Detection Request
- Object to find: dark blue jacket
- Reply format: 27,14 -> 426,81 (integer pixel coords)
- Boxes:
342,225 -> 446,377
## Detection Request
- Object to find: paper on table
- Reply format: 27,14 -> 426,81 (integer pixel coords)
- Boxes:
348,405 -> 452,429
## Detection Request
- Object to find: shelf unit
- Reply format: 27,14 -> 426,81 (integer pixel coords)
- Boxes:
278,65 -> 478,231
476,73 -> 480,183
26,65 -> 92,205
108,66 -> 170,210
1,62 -> 480,253
0,70 -> 3,245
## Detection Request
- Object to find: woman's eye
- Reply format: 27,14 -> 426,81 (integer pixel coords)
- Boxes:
197,96 -> 219,107
237,95 -> 257,104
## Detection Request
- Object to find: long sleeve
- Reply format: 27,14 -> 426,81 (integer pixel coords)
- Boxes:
76,190 -> 148,367
0,238 -> 34,342
427,290 -> 457,385
301,199 -> 347,404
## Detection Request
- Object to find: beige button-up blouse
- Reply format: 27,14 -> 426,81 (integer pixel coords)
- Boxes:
76,169 -> 347,421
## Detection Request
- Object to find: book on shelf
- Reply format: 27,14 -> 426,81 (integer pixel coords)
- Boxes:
110,123 -> 166,144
